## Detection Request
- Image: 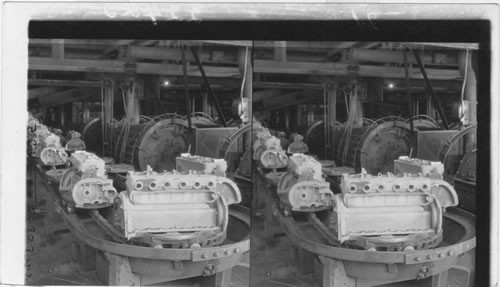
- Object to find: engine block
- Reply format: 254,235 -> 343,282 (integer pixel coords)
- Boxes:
331,170 -> 458,250
27,116 -> 68,165
176,153 -> 227,176
37,133 -> 69,165
59,151 -> 117,208
393,156 -> 444,179
277,153 -> 333,212
252,125 -> 288,169
115,167 -> 241,247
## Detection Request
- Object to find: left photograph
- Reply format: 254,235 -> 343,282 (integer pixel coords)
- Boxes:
26,38 -> 252,286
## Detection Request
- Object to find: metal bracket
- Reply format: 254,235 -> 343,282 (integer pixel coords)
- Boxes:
192,245 -> 243,262
404,239 -> 475,264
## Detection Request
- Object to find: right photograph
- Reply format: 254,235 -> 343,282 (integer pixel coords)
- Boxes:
250,41 -> 479,287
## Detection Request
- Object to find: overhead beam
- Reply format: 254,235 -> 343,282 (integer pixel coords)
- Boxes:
346,48 -> 458,65
407,42 -> 479,50
253,60 -> 462,80
255,41 -> 358,49
254,81 -> 324,90
126,45 -> 237,63
29,57 -> 241,78
33,88 -> 97,108
262,91 -> 315,110
29,79 -> 101,87
28,87 -> 62,100
185,40 -> 252,47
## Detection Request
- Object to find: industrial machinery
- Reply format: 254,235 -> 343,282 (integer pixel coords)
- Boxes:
287,133 -> 309,154
394,156 -> 444,179
81,114 -> 224,172
304,117 -> 436,174
59,151 -> 117,209
334,117 -> 412,174
27,115 -> 68,166
331,170 -> 458,251
114,165 -> 242,248
252,123 -> 288,169
65,130 -> 86,152
277,153 -> 333,212
176,153 -> 227,176
257,154 -> 475,287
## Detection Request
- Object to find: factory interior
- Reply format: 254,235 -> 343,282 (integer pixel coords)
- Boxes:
26,39 -> 480,286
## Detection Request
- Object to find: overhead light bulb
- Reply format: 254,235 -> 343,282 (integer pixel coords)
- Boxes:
388,83 -> 395,89
163,81 -> 170,86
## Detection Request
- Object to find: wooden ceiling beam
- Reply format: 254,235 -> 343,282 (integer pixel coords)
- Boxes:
346,48 -> 458,65
28,79 -> 101,88
28,87 -> 62,100
29,57 -> 241,78
254,81 -> 324,90
253,60 -> 462,80
262,91 -> 315,110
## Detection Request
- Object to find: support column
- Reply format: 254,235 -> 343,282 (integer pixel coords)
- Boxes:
125,79 -> 141,125
216,269 -> 233,287
102,79 -> 114,156
326,82 -> 337,160
458,50 -> 477,150
431,270 -> 449,287
105,253 -> 141,286
82,100 -> 90,124
239,47 -> 253,124
319,256 -> 356,287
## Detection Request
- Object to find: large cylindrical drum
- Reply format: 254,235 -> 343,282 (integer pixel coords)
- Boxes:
335,119 -> 412,174
82,116 -> 221,172
81,118 -> 104,155
112,118 -> 191,172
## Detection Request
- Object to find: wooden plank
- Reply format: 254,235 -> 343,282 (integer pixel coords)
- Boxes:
28,87 -> 61,100
36,88 -> 97,108
29,57 -> 241,78
255,41 -> 358,49
408,42 -> 479,50
348,48 -> 458,65
127,45 -> 238,63
186,40 -> 252,47
254,60 -> 462,80
29,79 -> 101,87
254,81 -> 324,90
29,47 -> 103,60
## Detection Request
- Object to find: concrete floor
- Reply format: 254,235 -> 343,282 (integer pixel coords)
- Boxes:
26,177 -> 249,286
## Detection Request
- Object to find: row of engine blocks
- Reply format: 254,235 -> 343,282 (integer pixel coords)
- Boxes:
28,113 -> 86,165
28,114 -> 241,247
57,151 -> 242,246
250,122 -> 458,249
268,152 -> 458,250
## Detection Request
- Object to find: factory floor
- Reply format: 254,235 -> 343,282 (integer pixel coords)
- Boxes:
26,180 -> 250,286
249,214 -> 320,287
